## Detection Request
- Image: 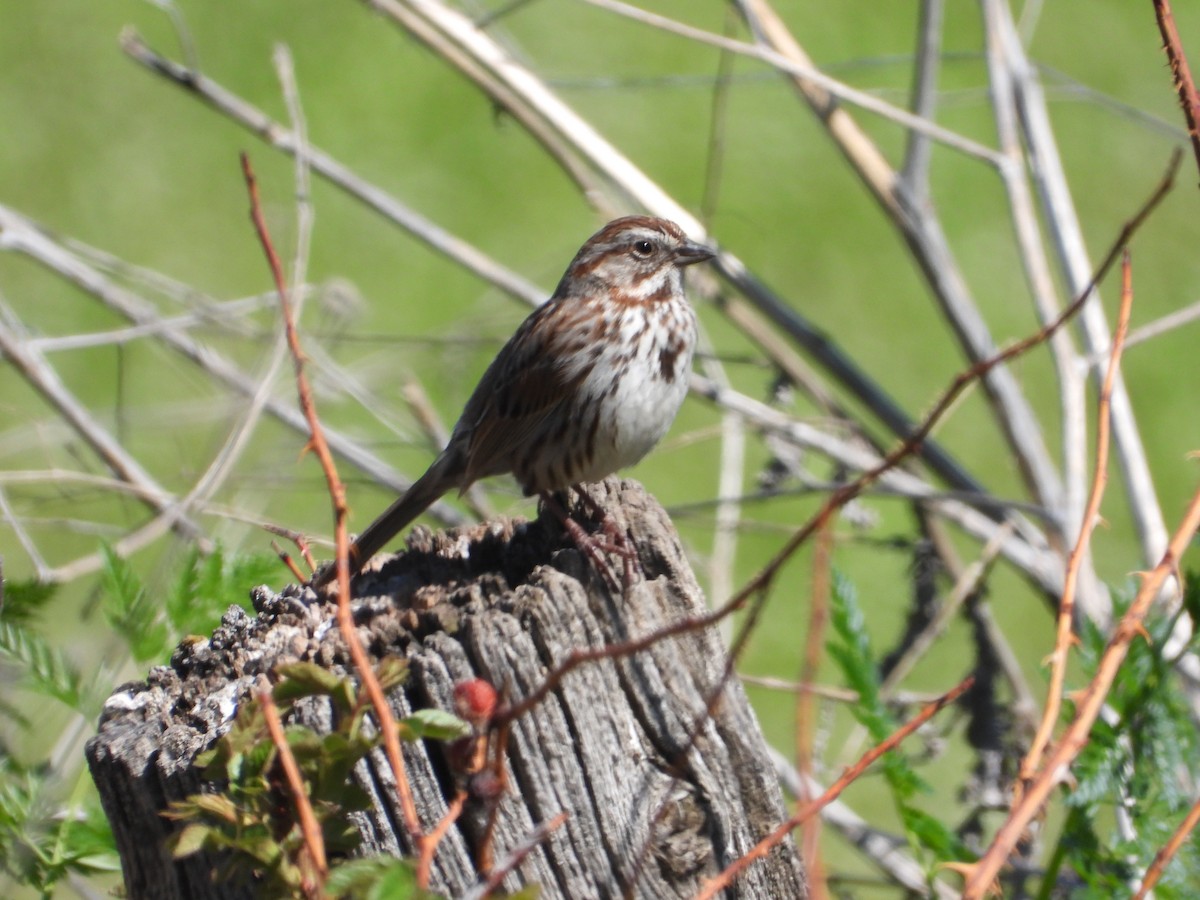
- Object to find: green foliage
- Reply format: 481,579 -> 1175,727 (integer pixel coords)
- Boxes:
827,570 -> 969,869
102,544 -> 277,664
326,859 -> 541,900
0,580 -> 88,717
0,582 -> 120,898
398,708 -> 472,743
168,656 -> 470,898
168,545 -> 280,639
168,681 -> 374,892
0,756 -> 120,895
169,697 -> 370,890
1046,580 -> 1200,897
325,858 -> 425,899
101,545 -> 168,664
0,540 -> 475,899
0,579 -> 56,626
0,546 -> 279,898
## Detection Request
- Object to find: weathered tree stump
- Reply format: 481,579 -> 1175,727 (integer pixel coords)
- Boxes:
87,478 -> 807,898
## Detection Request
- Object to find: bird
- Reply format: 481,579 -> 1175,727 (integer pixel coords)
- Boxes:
327,215 -> 713,584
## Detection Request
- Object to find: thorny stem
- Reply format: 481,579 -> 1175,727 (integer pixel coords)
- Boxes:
695,676 -> 974,900
1016,252 -> 1133,801
240,154 -> 427,863
258,683 -> 329,895
1133,790 -> 1200,899
964,489 -> 1200,895
1152,0 -> 1200,177
417,790 -> 467,887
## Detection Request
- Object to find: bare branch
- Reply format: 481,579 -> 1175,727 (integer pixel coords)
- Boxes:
988,2 -> 1167,566
0,303 -> 207,548
735,0 -> 1064,517
122,24 -> 994,517
980,0 -> 1091,587
1086,296 -> 1200,361
0,483 -> 50,580
880,521 -> 1013,696
0,202 -> 467,529
688,372 -> 1061,593
581,0 -> 1003,165
120,28 -> 546,308
901,0 -> 944,194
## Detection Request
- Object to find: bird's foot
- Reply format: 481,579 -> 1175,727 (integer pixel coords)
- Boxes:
541,490 -> 640,592
573,487 -> 641,589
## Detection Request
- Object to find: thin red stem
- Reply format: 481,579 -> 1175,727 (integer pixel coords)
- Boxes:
1016,250 -> 1133,799
695,676 -> 974,900
259,685 -> 328,894
240,153 -> 427,864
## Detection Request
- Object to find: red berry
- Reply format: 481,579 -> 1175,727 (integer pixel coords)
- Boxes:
453,679 -> 498,728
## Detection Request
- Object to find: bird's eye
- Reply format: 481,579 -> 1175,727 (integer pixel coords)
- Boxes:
632,240 -> 654,257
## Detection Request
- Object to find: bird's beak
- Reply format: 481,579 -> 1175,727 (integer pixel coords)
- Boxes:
674,240 -> 715,267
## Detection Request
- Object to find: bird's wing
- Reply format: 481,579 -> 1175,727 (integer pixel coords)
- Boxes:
455,301 -> 586,488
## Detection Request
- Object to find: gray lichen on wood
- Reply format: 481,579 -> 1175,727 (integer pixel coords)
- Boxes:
87,477 -> 807,898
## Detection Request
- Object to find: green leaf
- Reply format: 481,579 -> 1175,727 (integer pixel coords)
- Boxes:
326,857 -> 395,894
166,545 -> 205,634
56,801 -> 120,874
274,661 -> 355,711
240,734 -> 277,780
326,857 -> 428,899
167,546 -> 276,637
188,793 -> 240,824
1049,594 -> 1200,896
0,777 -> 120,897
0,579 -> 57,625
100,544 -> 168,664
826,570 -> 965,866
309,733 -> 375,804
398,709 -> 471,742
0,619 -> 86,712
368,861 -> 422,900
375,657 -> 410,693
170,823 -> 216,858
898,805 -> 963,861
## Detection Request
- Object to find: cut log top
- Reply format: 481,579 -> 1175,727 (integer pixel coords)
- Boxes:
88,477 -> 807,899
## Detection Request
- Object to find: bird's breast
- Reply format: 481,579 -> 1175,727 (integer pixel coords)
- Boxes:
573,300 -> 696,477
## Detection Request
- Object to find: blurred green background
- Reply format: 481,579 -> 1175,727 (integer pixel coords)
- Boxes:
3,0 -> 1200,893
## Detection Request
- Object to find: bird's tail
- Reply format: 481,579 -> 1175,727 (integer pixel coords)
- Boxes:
344,452 -> 462,577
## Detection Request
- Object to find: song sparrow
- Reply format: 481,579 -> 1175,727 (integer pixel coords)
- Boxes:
335,215 -> 713,581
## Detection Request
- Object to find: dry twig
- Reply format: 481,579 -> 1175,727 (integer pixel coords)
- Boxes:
461,812 -> 569,900
986,0 -> 1167,570
795,516 -> 834,892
